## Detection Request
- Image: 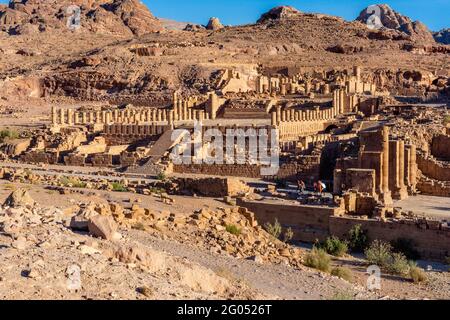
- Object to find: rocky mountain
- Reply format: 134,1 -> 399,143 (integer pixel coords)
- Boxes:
356,4 -> 435,43
0,4 -> 448,107
257,6 -> 302,23
434,29 -> 450,45
0,0 -> 163,36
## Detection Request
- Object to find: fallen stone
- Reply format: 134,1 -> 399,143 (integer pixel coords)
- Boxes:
3,189 -> 35,208
79,245 -> 102,255
88,215 -> 118,241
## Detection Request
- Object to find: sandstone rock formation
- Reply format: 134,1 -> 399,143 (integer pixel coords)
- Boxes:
356,4 -> 435,43
257,6 -> 302,23
3,188 -> 35,208
434,28 -> 450,45
88,215 -> 118,240
206,17 -> 224,31
0,0 -> 163,36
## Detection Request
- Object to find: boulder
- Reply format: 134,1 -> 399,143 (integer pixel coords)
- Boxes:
70,205 -> 98,231
3,188 -> 35,208
88,215 -> 118,240
206,17 -> 223,31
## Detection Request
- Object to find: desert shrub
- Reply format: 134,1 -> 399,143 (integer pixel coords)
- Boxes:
226,224 -> 241,236
156,171 -> 166,181
365,240 -> 393,268
283,227 -> 294,243
443,115 -> 450,126
365,241 -> 411,276
387,252 -> 410,276
132,222 -> 146,231
331,267 -> 354,282
347,224 -> 369,252
264,219 -> 282,239
330,291 -> 355,300
111,182 -> 128,192
408,262 -> 428,283
391,238 -> 421,260
320,236 -> 348,257
304,248 -> 331,273
0,129 -> 19,143
59,177 -> 87,188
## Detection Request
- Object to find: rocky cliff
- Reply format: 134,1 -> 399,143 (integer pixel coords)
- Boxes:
356,4 -> 435,44
0,0 -> 163,36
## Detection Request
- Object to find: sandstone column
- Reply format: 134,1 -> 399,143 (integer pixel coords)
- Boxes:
339,89 -> 345,114
271,111 -> 277,126
67,109 -> 74,125
381,126 -> 393,205
51,107 -> 58,125
59,109 -> 65,125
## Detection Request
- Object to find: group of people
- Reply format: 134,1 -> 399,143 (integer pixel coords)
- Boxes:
297,179 -> 327,195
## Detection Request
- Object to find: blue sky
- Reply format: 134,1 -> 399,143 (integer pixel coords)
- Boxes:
1,0 -> 448,31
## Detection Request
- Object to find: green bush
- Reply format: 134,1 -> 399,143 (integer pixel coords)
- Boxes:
283,227 -> 294,243
443,115 -> 450,126
387,252 -> 410,276
156,172 -> 166,181
0,129 -> 19,143
330,291 -> 355,300
59,176 -> 87,188
111,182 -> 128,192
409,263 -> 428,283
320,236 -> 348,257
331,267 -> 354,282
365,240 -> 411,276
347,224 -> 369,252
304,248 -> 331,273
264,219 -> 282,239
226,224 -> 241,236
391,238 -> 421,260
365,240 -> 393,268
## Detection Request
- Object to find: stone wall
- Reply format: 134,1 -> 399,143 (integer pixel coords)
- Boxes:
174,177 -> 250,197
431,134 -> 450,160
417,153 -> 450,181
238,198 -> 450,260
173,156 -> 321,182
237,199 -> 340,242
20,151 -> 58,164
329,217 -> 450,260
417,176 -> 450,197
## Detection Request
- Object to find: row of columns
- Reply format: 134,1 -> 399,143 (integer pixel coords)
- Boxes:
103,124 -> 166,136
271,106 -> 336,126
51,107 -> 209,126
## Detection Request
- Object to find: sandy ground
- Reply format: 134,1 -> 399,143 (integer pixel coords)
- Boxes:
395,195 -> 450,220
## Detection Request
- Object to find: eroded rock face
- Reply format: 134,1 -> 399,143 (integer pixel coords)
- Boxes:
356,4 -> 435,43
206,17 -> 223,31
434,29 -> 450,45
0,0 -> 163,36
257,6 -> 302,23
